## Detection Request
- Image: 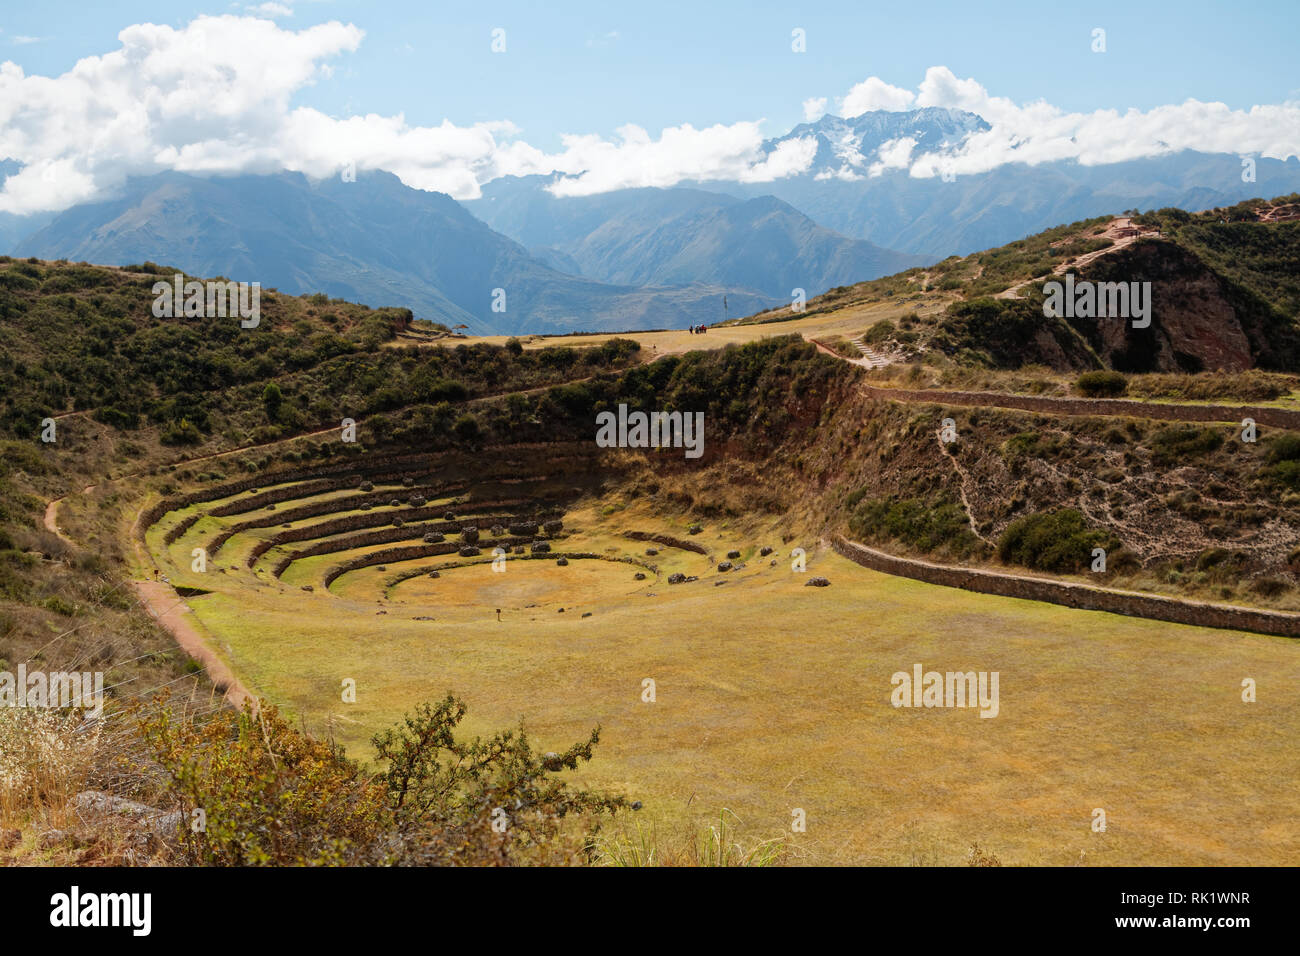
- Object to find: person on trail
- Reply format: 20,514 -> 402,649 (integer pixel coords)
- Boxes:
153,569 -> 159,581
496,608 -> 502,622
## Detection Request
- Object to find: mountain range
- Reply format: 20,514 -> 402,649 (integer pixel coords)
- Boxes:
7,107 -> 1300,333
13,170 -> 787,334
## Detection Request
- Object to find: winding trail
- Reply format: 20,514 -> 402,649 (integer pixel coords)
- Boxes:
809,338 -> 1300,429
995,216 -> 1161,300
131,580 -> 254,710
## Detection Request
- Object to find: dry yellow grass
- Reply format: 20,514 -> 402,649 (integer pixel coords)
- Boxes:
445,297 -> 940,358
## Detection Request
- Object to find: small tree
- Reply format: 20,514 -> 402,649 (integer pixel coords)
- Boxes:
261,382 -> 284,422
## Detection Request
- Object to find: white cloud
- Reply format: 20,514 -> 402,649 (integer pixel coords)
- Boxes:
0,15 -> 814,212
802,97 -> 827,123
11,36 -> 43,45
544,123 -> 815,197
839,66 -> 1300,178
840,77 -> 915,116
246,3 -> 294,17
868,136 -> 916,177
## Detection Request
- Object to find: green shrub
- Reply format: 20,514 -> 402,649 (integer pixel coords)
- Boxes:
1268,434 -> 1300,463
849,496 -> 981,559
161,417 -> 203,446
1076,370 -> 1128,397
1149,426 -> 1223,465
93,406 -> 140,430
997,509 -> 1112,573
862,320 -> 896,345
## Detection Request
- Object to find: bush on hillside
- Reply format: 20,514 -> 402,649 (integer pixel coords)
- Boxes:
1075,370 -> 1128,397
997,508 -> 1112,573
848,496 -> 982,560
137,694 -> 628,866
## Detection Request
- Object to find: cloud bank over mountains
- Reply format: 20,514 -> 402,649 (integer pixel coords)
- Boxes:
1,14 -> 1298,214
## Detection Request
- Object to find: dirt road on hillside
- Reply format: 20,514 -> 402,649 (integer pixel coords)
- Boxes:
996,216 -> 1161,300
132,580 -> 255,710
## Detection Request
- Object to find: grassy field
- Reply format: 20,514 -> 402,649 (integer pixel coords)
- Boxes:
441,296 -> 941,357
141,491 -> 1300,866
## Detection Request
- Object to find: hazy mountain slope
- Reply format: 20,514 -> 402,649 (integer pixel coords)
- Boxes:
14,171 -> 771,334
466,180 -> 925,298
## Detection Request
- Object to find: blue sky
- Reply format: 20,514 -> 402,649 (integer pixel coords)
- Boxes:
1,1 -> 1297,213
4,0 -> 1297,150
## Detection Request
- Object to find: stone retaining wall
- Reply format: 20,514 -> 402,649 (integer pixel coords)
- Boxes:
831,536 -> 1300,638
862,385 -> 1300,430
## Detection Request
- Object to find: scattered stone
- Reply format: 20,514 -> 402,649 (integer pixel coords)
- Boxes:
543,519 -> 563,536
687,524 -> 703,535
458,546 -> 480,557
413,616 -> 435,621
359,481 -> 374,492
631,801 -> 643,811
376,565 -> 386,571
760,546 -> 773,557
403,477 -> 414,487
392,517 -> 404,528
582,612 -> 592,618
38,830 -> 68,850
266,503 -> 275,510
634,572 -> 646,580
717,561 -> 733,572
444,512 -> 456,521
556,557 -> 569,566
376,610 -> 387,615
423,532 -> 445,543
805,577 -> 831,587
645,548 -> 659,556
428,571 -> 440,578
390,499 -> 401,508
491,525 -> 506,536
558,607 -> 565,613
668,573 -> 686,584
727,550 -> 741,560
301,585 -> 313,592
770,559 -> 778,567
461,526 -> 480,544
714,580 -> 727,586
509,521 -> 539,536
531,541 -> 551,553
734,563 -> 746,570
281,523 -> 291,528
410,495 -> 426,507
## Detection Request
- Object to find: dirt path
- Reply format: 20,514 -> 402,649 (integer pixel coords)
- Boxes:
132,580 -> 255,710
996,216 -> 1161,301
43,498 -> 73,545
811,339 -> 1300,429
